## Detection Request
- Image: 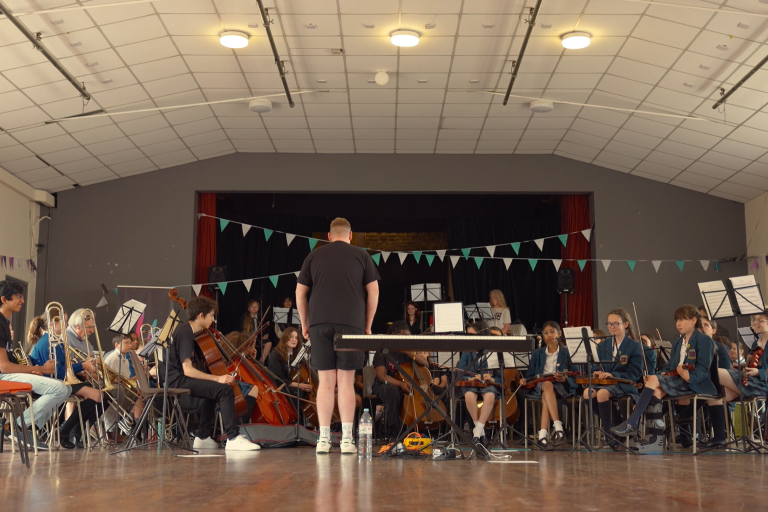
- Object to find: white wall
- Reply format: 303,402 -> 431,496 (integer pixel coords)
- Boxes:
745,190 -> 768,295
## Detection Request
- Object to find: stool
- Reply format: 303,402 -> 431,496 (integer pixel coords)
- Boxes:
0,380 -> 34,468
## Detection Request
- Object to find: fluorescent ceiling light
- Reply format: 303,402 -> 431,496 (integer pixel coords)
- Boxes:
390,30 -> 420,47
220,31 -> 249,49
561,31 -> 591,50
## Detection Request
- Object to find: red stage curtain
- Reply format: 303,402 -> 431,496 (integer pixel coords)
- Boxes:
195,193 -> 216,298
560,195 -> 593,328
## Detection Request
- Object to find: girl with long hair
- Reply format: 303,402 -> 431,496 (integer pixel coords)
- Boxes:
488,289 -> 511,334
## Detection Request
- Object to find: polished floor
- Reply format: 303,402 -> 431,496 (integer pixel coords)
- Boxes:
2,444 -> 767,511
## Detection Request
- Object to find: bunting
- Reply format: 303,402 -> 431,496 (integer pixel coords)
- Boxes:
652,261 -> 662,273
602,260 -> 611,272
425,254 -> 435,266
486,246 -> 496,258
398,253 -> 408,265
286,233 -> 295,246
269,275 -> 279,288
627,261 -> 636,272
552,259 -> 562,271
413,251 -> 422,263
242,224 -> 251,237
474,257 -> 483,269
371,253 -> 381,266
264,229 -> 273,241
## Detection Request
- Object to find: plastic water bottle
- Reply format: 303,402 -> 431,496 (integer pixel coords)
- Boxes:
358,409 -> 373,461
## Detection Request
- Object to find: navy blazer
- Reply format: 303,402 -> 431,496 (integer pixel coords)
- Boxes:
643,345 -> 657,376
714,341 -> 732,370
661,330 -> 718,396
594,335 -> 644,395
526,345 -> 577,393
458,352 -> 500,382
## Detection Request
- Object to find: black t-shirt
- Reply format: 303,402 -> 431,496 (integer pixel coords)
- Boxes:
408,319 -> 421,335
372,351 -> 411,385
0,313 -> 16,367
297,241 -> 380,330
167,323 -> 201,386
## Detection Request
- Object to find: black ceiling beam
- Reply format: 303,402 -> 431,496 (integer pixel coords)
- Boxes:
503,0 -> 544,106
256,0 -> 294,108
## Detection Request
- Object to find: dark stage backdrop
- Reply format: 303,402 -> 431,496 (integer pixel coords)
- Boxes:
213,193 -> 567,335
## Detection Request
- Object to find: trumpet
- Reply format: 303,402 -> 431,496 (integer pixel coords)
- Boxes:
45,301 -> 81,385
13,346 -> 29,366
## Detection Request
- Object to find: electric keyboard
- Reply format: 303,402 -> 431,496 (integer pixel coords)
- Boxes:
334,334 -> 535,352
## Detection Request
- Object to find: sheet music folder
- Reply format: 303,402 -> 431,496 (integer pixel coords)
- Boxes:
108,299 -> 146,334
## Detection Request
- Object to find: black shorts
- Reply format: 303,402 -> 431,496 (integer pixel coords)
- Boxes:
310,323 -> 365,371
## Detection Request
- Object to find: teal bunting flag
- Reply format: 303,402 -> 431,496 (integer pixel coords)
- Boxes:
474,257 -> 483,269
218,282 -> 228,295
627,260 -> 636,272
264,228 -> 273,241
511,242 -> 521,255
675,261 -> 685,272
151,319 -> 157,328
219,219 -> 229,232
269,275 -> 279,288
528,259 -> 538,271
413,251 -> 422,263
309,238 -> 319,250
425,254 -> 435,266
577,260 -> 587,271
461,248 -> 471,260
371,253 -> 381,266
558,234 -> 568,247
113,288 -> 118,295
715,261 -> 720,272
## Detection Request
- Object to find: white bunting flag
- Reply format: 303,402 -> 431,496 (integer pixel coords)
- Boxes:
436,250 -> 446,261
700,260 -> 710,271
242,279 -> 252,292
486,246 -> 496,258
286,233 -> 295,246
503,258 -> 512,270
192,284 -> 202,296
601,260 -> 611,272
534,238 -> 545,251
381,251 -> 391,263
398,252 -> 408,265
652,261 -> 662,273
96,296 -> 108,308
242,224 -> 251,237
552,259 -> 562,271
582,229 -> 592,242
294,272 -> 300,278
450,256 -> 460,268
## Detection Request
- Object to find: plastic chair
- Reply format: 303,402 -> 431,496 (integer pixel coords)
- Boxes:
0,380 -> 34,468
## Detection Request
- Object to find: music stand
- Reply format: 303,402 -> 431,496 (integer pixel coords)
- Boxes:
411,283 -> 442,333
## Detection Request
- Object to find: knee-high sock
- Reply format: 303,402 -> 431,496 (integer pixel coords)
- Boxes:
627,388 -> 658,427
61,399 -> 98,437
709,405 -> 726,442
598,401 -> 614,432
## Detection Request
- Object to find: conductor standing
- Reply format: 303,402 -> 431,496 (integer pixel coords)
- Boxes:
296,218 -> 380,455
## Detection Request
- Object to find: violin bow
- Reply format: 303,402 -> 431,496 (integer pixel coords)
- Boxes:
632,302 -> 649,377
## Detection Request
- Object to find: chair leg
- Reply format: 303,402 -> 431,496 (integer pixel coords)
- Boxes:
669,402 -> 676,452
524,399 -> 528,449
577,397 -> 582,449
692,398 -> 697,455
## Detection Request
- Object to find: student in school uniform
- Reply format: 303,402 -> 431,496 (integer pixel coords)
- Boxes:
518,321 -> 576,449
611,305 -> 725,449
698,317 -> 732,370
583,308 -> 644,450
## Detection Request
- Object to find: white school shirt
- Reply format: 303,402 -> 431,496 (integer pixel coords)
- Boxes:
543,346 -> 560,374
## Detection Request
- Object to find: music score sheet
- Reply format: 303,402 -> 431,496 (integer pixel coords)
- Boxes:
729,275 -> 765,316
698,280 -> 733,319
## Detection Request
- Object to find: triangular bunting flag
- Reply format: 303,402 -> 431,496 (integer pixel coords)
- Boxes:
242,224 -> 251,237
486,246 -> 496,258
602,260 -> 611,272
269,275 -> 279,288
113,288 -> 118,295
474,257 -> 483,269
675,261 -> 685,272
218,282 -> 228,295
286,233 -> 295,246
436,250 -> 446,261
264,228 -> 273,241
308,238 -> 319,250
582,229 -> 592,242
503,258 -> 512,270
715,261 -> 720,272
398,253 -> 408,265
152,319 -> 157,328
413,251 -> 422,263
197,213 -> 204,220
552,259 -> 562,271
461,248 -> 471,260
425,254 -> 435,266
243,279 -> 252,292
534,239 -> 544,251
558,234 -> 568,247
528,259 -> 538,271
294,272 -> 300,278
627,260 -> 636,273
381,251 -> 390,263
96,296 -> 108,308
750,258 -> 759,270
192,284 -> 202,296
450,256 -> 460,268
219,219 -> 229,232
510,242 -> 521,255
576,260 -> 586,271
371,253 -> 381,266
700,260 -> 709,271
652,261 -> 662,273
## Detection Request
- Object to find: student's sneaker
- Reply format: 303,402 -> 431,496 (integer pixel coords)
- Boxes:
316,436 -> 332,454
225,435 -> 261,452
14,428 -> 48,451
193,436 -> 221,449
339,437 -> 356,454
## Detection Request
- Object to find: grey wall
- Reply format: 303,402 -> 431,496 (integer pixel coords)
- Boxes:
36,153 -> 746,341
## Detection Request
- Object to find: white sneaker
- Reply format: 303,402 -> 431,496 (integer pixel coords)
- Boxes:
225,435 -> 260,452
316,436 -> 332,454
339,437 -> 356,454
193,436 -> 221,450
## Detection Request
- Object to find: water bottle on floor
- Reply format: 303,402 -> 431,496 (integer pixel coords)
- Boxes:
358,409 -> 373,461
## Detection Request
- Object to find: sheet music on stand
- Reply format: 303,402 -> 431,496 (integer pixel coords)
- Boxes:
485,351 -> 517,370
464,304 -> 481,322
513,352 -> 530,369
155,309 -> 181,349
108,299 -> 146,334
729,275 -> 765,316
562,326 -> 597,364
274,307 -> 298,325
411,283 -> 442,302
476,302 -> 494,320
738,327 -> 759,349
698,280 -> 734,319
433,302 -> 464,333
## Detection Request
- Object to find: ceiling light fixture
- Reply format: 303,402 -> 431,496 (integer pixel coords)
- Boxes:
220,31 -> 249,49
390,30 -> 420,47
561,31 -> 591,50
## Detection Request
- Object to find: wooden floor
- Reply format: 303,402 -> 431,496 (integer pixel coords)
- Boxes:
2,444 -> 767,511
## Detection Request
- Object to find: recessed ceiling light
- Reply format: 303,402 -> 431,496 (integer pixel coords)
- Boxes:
220,31 -> 249,49
561,31 -> 591,50
391,30 -> 420,47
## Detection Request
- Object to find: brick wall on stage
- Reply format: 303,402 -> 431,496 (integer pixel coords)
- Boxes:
312,232 -> 448,252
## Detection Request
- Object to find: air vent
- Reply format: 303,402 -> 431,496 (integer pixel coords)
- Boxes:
52,19 -> 64,25
332,48 -> 343,55
737,23 -> 750,29
306,23 -> 317,29
699,64 -> 710,70
683,83 -> 693,88
363,24 -> 375,29
482,24 -> 495,29
70,41 -> 82,47
716,44 -> 728,51
469,79 -> 479,84
316,79 -> 327,83
425,23 -> 436,30
417,79 -> 428,83
541,24 -> 552,29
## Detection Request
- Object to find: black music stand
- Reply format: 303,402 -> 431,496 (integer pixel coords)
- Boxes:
411,283 -> 441,333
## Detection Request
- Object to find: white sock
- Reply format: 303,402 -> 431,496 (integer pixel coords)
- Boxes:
341,422 -> 354,440
538,429 -> 548,440
553,420 -> 564,432
473,423 -> 485,438
319,426 -> 331,440
374,410 -> 382,421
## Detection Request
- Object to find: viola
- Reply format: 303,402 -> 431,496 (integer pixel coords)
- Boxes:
397,360 -> 445,429
661,364 -> 695,377
523,371 -> 578,389
743,346 -> 764,386
575,375 -> 642,389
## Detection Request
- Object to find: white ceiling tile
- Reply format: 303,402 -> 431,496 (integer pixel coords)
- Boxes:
644,150 -> 693,170
673,171 -> 721,190
39,147 -> 93,165
281,15 -> 340,36
479,129 -> 522,140
10,124 -> 66,144
144,74 -> 199,98
272,140 -> 316,150
547,74 -> 602,89
354,128 -> 395,140
353,117 -> 395,129
68,167 -> 116,184
131,56 -> 190,83
262,117 -> 308,129
666,127 -> 721,150
655,140 -> 707,160
622,117 -> 676,138
632,15 -> 700,50
687,161 -> 736,180
630,170 -> 671,183
714,181 -> 762,200
101,16 -> 168,47
728,172 -> 768,190
708,190 -> 749,203
311,129 -> 354,140
55,158 -> 105,175
522,129 -> 567,141
398,89 -> 445,104
290,56 -> 348,74
743,161 -> 768,178
562,130 -> 608,150
635,161 -> 681,179
569,118 -> 617,140
435,140 -> 476,150
0,144 -> 33,163
151,148 -> 195,165
0,156 -> 47,174
92,84 -> 150,108
555,56 -> 613,74
313,139 -> 355,150
443,118 -> 485,130
172,117 -> 222,137
396,139 -> 436,150
182,129 -> 229,146
14,167 -> 62,183
140,138 -> 188,157
85,137 -> 136,156
698,150 -> 751,171
526,117 -> 573,130
0,42 -> 49,72
713,139 -> 766,160
160,13 -> 221,36
397,103 -> 443,117
398,129 -> 439,140
0,105 -> 50,129
603,140 -> 651,159
224,129 -> 269,139
166,105 -> 214,124
117,115 -> 170,136
2,63 -> 62,90
595,150 -> 640,169
218,116 -> 265,129
29,175 -> 75,192
454,37 -> 512,56
69,125 -> 125,146
688,31 -> 760,63
439,103 -> 487,117
607,57 -> 665,86
266,128 -> 312,140
307,117 -> 352,129
25,134 -> 81,154
116,37 -> 179,66
557,141 -> 599,159
342,37 -> 398,56
232,139 -> 274,151
596,75 -> 653,101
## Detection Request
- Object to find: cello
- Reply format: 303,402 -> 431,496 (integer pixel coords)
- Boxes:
397,359 -> 445,430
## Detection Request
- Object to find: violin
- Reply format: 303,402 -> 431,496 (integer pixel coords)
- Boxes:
661,364 -> 695,377
575,375 -> 642,389
743,346 -> 764,386
290,358 -> 340,427
523,371 -> 578,389
397,358 -> 446,430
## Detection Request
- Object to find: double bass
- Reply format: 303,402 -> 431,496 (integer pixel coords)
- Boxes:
397,359 -> 445,430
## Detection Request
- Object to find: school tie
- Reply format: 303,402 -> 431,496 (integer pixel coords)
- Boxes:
127,355 -> 136,378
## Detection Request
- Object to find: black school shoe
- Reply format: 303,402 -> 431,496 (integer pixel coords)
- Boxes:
610,421 -> 638,438
59,431 -> 75,450
551,430 -> 565,446
537,436 -> 554,451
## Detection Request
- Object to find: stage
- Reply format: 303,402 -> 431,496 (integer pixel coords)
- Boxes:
2,446 -> 765,510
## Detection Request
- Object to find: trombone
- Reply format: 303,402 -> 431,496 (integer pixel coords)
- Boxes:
44,302 -> 81,385
80,309 -> 115,392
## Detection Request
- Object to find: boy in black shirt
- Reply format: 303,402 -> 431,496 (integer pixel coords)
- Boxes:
167,296 -> 258,452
